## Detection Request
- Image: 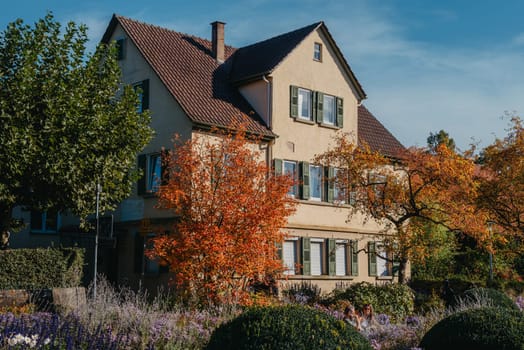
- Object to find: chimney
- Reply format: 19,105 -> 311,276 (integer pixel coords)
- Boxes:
211,21 -> 226,63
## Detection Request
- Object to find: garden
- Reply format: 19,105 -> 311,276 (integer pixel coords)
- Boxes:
1,275 -> 524,349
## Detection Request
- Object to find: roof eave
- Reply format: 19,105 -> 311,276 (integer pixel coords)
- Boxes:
318,25 -> 367,101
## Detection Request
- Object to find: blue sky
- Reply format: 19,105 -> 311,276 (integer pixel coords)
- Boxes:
2,0 -> 523,150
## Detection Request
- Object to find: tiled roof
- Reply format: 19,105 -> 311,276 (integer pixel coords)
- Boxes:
358,105 -> 405,158
104,15 -> 274,138
229,22 -> 321,83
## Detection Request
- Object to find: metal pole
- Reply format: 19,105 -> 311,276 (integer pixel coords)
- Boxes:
93,183 -> 101,299
487,221 -> 494,282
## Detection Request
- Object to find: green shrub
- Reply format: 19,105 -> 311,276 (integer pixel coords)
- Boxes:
456,288 -> 520,311
328,282 -> 414,321
205,305 -> 372,350
420,307 -> 524,350
0,248 -> 84,289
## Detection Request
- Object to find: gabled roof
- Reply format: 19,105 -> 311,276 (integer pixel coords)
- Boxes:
230,22 -> 366,101
358,105 -> 405,158
102,15 -> 275,138
229,22 -> 320,83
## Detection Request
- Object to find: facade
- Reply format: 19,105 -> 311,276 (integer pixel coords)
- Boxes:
11,15 -> 406,291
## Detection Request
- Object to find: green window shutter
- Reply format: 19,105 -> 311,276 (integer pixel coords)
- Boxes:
368,241 -> 377,276
137,154 -> 147,195
300,161 -> 310,200
327,166 -> 335,203
116,38 -> 126,60
316,91 -> 324,123
301,237 -> 311,275
328,239 -> 336,276
351,240 -> 359,276
290,85 -> 298,118
141,79 -> 150,110
134,232 -> 145,274
336,97 -> 343,128
392,242 -> 400,276
274,158 -> 283,176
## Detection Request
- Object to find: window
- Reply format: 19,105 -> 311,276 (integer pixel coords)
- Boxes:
310,239 -> 324,275
309,165 -> 322,201
323,94 -> 336,125
335,241 -> 348,276
137,152 -> 164,195
30,210 -> 60,233
314,42 -> 322,61
134,232 -> 169,275
298,88 -> 312,120
283,240 -> 298,275
116,38 -> 126,60
368,241 -> 396,277
133,80 -> 149,113
283,160 -> 297,196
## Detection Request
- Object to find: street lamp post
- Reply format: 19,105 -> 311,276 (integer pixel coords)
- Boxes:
93,183 -> 102,299
487,221 -> 494,282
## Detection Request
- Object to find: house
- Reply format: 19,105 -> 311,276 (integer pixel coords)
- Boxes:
12,15 -> 406,291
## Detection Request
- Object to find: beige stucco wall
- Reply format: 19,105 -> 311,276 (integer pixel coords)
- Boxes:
109,24 -> 194,222
238,27 -> 404,284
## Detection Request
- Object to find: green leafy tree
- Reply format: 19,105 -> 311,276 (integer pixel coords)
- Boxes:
0,13 -> 153,247
427,130 -> 456,153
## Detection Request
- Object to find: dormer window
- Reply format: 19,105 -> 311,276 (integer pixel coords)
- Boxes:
314,42 -> 322,61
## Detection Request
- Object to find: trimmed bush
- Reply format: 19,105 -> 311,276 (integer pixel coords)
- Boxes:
456,288 -> 520,311
328,282 -> 414,321
205,305 -> 372,350
0,248 -> 84,289
420,307 -> 524,350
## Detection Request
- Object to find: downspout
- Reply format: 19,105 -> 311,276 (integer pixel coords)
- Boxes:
262,75 -> 272,129
262,75 -> 273,171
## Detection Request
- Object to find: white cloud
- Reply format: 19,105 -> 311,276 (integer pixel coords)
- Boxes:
512,32 -> 524,46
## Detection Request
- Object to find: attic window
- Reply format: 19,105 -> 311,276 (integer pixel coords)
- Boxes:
314,42 -> 322,61
116,38 -> 126,60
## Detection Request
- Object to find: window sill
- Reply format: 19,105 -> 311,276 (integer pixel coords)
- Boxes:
319,123 -> 340,130
284,275 -> 354,280
375,276 -> 394,280
293,117 -> 315,125
30,230 -> 59,235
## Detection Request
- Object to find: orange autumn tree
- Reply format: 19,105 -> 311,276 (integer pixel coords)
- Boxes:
316,133 -> 486,283
148,128 -> 296,306
477,116 -> 524,238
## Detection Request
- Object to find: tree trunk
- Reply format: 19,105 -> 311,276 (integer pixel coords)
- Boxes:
397,257 -> 409,284
0,206 -> 13,250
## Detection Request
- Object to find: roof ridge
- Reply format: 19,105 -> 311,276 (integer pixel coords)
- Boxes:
237,21 -> 322,51
115,14 -> 237,51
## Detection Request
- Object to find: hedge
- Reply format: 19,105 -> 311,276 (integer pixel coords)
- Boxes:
0,248 -> 84,289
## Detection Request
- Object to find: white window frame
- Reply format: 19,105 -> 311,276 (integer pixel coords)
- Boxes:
146,153 -> 162,193
314,42 -> 322,61
310,238 -> 325,276
283,239 -> 299,275
309,165 -> 322,201
144,233 -> 160,275
376,242 -> 392,277
335,239 -> 348,276
283,160 -> 297,197
30,210 -> 61,234
323,94 -> 336,125
298,88 -> 312,121
333,167 -> 346,203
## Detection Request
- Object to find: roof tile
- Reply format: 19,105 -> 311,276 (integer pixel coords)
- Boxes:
358,104 -> 405,157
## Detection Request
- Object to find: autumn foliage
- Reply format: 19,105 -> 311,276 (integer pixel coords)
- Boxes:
148,128 -> 296,306
477,117 -> 524,238
317,133 -> 485,283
